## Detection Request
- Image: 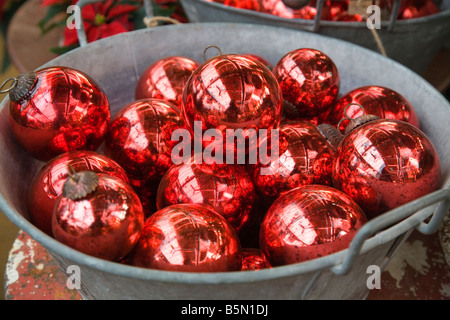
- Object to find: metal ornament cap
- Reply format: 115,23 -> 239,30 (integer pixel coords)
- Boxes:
344,114 -> 381,135
62,170 -> 99,200
317,123 -> 344,148
9,72 -> 37,103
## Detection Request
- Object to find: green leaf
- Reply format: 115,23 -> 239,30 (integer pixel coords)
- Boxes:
131,7 -> 147,30
38,3 -> 69,34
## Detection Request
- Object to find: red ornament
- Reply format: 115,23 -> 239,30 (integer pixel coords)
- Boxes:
291,2 -> 318,19
8,67 -> 110,161
156,157 -> 258,235
260,184 -> 367,266
241,248 -> 271,271
323,85 -> 419,133
104,99 -> 186,214
52,172 -> 145,261
135,56 -> 199,109
28,150 -> 129,236
259,0 -> 300,18
129,203 -> 242,272
332,116 -> 441,219
181,52 -> 283,160
243,53 -> 272,69
272,0 -> 348,20
249,121 -> 337,204
272,48 -> 340,119
333,12 -> 364,22
206,0 -> 260,10
399,0 -> 439,19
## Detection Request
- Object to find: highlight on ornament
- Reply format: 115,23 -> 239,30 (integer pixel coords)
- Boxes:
170,120 -> 280,174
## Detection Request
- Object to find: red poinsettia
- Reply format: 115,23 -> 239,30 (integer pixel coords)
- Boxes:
62,0 -> 139,46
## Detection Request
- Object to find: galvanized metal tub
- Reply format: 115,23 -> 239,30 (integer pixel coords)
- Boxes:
1,23 -> 449,300
180,0 -> 450,73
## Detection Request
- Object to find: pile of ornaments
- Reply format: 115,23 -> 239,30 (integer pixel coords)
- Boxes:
6,45 -> 441,274
206,0 -> 440,21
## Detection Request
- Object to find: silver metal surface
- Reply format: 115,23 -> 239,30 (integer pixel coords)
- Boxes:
1,23 -> 449,299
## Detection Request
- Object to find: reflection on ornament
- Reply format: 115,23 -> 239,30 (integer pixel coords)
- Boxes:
8,67 -> 110,161
323,85 -> 419,133
52,173 -> 145,261
130,203 -> 242,272
272,48 -> 340,119
135,56 -> 199,109
29,150 -> 129,235
260,184 -> 367,266
181,53 -> 282,162
157,157 -> 258,235
332,117 -> 441,219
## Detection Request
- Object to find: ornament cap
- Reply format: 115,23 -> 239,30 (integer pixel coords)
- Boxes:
317,123 -> 344,148
345,114 -> 380,135
282,100 -> 302,118
62,169 -> 99,200
9,72 -> 37,103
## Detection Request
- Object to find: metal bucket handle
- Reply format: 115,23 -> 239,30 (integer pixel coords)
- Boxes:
331,186 -> 450,276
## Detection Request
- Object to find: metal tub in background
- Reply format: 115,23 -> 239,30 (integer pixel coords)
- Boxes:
180,0 -> 450,73
0,23 -> 449,299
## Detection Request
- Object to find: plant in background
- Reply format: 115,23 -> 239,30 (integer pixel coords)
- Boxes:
0,0 -> 28,71
38,0 -> 186,54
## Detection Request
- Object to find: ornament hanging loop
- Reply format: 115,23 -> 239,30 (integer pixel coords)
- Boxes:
337,103 -> 366,134
67,164 -> 80,182
203,45 -> 223,62
0,77 -> 18,94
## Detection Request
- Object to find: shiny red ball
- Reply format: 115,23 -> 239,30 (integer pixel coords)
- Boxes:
29,150 -> 129,236
243,53 -> 272,69
272,48 -> 340,119
323,85 -> 419,133
400,0 -> 439,19
9,67 -> 110,161
263,0 -> 347,20
181,53 -> 282,159
207,0 -> 260,10
249,121 -> 336,204
129,203 -> 242,272
52,173 -> 145,261
259,0 -> 300,18
104,99 -> 186,212
260,185 -> 367,266
332,118 -> 441,219
156,157 -> 258,235
135,56 -> 199,109
241,248 -> 271,271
